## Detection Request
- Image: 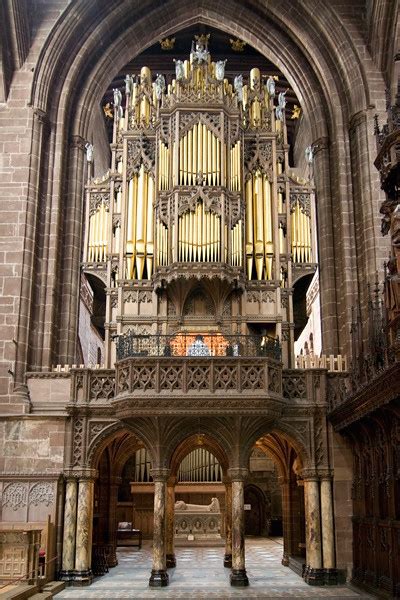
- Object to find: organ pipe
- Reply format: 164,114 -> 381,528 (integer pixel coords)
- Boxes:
87,203 -> 110,263
85,38 -> 317,329
177,206 -> 221,263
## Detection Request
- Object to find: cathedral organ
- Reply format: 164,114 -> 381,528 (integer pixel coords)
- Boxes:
83,36 -> 316,367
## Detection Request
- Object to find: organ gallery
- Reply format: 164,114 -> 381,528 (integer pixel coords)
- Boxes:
83,36 -> 315,366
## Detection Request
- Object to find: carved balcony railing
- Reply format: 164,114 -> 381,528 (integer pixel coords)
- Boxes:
114,357 -> 282,397
116,332 -> 281,361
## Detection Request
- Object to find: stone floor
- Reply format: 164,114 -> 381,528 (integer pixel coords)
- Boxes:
55,538 -> 375,599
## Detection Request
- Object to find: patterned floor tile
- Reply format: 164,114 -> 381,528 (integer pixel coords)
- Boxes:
55,538 -> 374,599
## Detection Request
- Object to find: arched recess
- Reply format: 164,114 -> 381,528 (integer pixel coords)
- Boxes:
15,0 -> 388,385
169,432 -> 229,477
251,430 -> 307,561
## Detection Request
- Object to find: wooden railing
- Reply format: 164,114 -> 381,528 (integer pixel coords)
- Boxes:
295,354 -> 348,372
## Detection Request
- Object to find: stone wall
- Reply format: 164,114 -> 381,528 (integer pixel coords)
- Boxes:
0,418 -> 66,474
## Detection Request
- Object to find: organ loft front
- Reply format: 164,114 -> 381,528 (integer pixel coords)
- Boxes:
83,35 -> 316,367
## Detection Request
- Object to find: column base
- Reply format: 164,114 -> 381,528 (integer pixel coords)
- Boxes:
281,552 -> 289,567
230,568 -> 249,587
303,566 -> 325,586
149,569 -> 169,587
224,553 -> 232,568
72,569 -> 93,586
166,553 -> 176,568
59,569 -> 75,583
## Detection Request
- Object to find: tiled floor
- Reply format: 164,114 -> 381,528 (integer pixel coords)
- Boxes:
55,538 -> 374,599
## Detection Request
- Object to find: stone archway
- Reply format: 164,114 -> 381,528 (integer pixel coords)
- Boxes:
10,0 -> 387,398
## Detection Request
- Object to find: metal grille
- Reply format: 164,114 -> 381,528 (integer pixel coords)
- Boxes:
116,332 -> 281,361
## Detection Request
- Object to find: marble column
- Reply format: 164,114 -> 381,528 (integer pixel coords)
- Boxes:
280,477 -> 290,566
303,475 -> 323,585
320,476 -> 337,583
107,476 -> 121,568
60,477 -> 78,582
223,477 -> 232,567
166,476 -> 176,568
74,477 -> 95,585
228,468 -> 249,587
149,468 -> 169,587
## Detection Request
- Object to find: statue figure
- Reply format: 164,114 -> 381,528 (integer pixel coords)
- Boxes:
174,59 -> 185,81
305,145 -> 314,164
275,105 -> 284,122
192,39 -> 209,64
266,75 -> 276,98
278,90 -> 287,110
85,143 -> 94,163
113,88 -> 123,118
154,73 -> 166,100
215,59 -> 227,82
125,74 -> 133,96
113,88 -> 122,109
174,497 -> 220,512
234,74 -> 243,101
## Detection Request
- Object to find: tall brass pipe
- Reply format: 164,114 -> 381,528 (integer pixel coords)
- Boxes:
179,137 -> 183,185
207,129 -> 212,185
215,214 -> 220,261
212,135 -> 217,185
202,124 -> 207,181
146,175 -> 154,277
197,123 -> 202,178
245,178 -> 254,278
188,129 -> 193,185
135,166 -> 147,279
263,176 -> 273,279
193,125 -> 198,183
253,173 -> 264,280
183,134 -> 187,186
216,139 -> 221,186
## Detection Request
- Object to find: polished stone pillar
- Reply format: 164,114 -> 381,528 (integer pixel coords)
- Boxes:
166,476 -> 176,568
149,468 -> 169,587
107,476 -> 121,568
320,475 -> 337,583
74,477 -> 95,585
303,475 -> 323,585
223,477 -> 232,567
280,477 -> 290,566
60,477 -> 78,582
228,468 -> 249,587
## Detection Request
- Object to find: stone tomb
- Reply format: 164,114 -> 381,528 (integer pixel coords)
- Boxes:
174,498 -> 222,542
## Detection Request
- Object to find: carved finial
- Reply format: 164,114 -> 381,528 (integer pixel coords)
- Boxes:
230,38 -> 246,52
291,104 -> 301,119
103,102 -> 113,119
160,37 -> 175,51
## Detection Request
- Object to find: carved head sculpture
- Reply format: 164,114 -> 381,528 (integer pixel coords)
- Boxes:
215,60 -> 227,82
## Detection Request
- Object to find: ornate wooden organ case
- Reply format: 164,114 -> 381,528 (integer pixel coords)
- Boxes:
83,38 -> 316,367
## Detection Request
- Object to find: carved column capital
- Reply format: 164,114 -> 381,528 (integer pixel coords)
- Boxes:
311,136 -> 329,155
150,468 -> 170,482
300,468 -> 319,482
64,467 -> 98,481
227,468 -> 248,482
69,134 -> 86,151
318,469 -> 333,481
